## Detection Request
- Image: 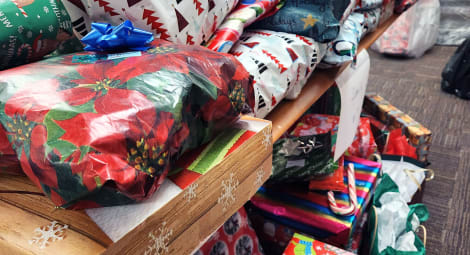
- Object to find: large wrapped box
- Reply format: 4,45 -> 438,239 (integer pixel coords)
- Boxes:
0,39 -> 254,209
250,156 -> 380,249
363,94 -> 432,163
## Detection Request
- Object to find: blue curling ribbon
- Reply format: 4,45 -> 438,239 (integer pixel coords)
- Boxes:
81,20 -> 154,51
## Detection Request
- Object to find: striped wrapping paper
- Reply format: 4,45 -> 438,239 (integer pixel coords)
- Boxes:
250,156 -> 380,248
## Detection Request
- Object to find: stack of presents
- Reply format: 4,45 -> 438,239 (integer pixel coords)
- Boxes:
0,0 -> 431,254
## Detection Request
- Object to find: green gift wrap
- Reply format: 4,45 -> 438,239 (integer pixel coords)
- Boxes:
0,0 -> 74,70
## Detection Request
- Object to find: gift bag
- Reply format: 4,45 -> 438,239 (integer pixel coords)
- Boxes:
270,133 -> 336,184
231,30 -> 325,118
0,0 -> 75,70
381,155 -> 433,203
367,174 -> 428,255
62,0 -> 238,46
0,39 -> 254,209
206,0 -> 285,53
371,0 -> 440,58
194,207 -> 264,255
251,0 -> 351,43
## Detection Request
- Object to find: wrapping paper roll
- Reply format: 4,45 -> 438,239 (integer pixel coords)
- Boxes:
206,0 -> 284,53
231,30 -> 326,118
62,0 -> 238,46
0,0 -> 74,70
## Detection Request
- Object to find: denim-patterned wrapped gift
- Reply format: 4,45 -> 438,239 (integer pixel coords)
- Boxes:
251,0 -> 352,43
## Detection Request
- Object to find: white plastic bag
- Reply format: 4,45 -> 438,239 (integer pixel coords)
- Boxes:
371,0 -> 440,58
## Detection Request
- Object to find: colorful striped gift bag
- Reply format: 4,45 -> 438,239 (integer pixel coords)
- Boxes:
250,156 -> 381,248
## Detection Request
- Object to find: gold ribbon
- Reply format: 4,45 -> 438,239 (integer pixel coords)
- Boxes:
416,225 -> 427,248
403,168 -> 435,191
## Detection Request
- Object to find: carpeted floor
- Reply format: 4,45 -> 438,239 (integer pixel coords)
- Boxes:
367,46 -> 470,254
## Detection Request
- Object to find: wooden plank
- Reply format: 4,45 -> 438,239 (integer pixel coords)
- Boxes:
0,174 -> 113,247
0,200 -> 105,255
171,155 -> 272,255
103,122 -> 272,254
266,14 -> 399,142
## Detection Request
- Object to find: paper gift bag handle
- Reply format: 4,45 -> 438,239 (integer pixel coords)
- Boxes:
328,163 -> 358,216
404,168 -> 435,191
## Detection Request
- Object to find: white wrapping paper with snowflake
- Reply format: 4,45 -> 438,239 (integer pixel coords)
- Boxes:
231,30 -> 326,118
61,0 -> 238,45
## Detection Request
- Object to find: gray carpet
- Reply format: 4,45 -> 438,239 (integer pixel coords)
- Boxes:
367,46 -> 470,254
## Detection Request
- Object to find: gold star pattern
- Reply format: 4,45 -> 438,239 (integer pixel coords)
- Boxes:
301,14 -> 318,29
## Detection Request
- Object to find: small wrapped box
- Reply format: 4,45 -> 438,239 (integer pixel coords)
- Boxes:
283,233 -> 354,255
363,94 -> 432,163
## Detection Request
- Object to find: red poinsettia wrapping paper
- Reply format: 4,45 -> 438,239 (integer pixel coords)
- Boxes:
62,0 -> 238,46
0,39 -> 254,209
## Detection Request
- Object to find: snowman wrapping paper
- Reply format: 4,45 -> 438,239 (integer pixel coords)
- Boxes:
62,0 -> 239,46
194,207 -> 264,255
231,30 -> 326,118
0,0 -> 74,70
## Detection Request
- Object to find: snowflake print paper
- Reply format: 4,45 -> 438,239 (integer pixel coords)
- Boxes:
254,168 -> 265,187
261,127 -> 272,150
29,221 -> 68,249
218,173 -> 239,212
184,183 -> 198,203
145,222 -> 173,255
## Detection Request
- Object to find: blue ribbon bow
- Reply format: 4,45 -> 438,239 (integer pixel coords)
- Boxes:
81,20 -> 154,51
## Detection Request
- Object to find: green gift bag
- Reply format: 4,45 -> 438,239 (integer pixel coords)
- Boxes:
368,174 -> 429,255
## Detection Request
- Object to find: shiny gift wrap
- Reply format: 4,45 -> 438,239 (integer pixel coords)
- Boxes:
251,157 -> 381,248
0,40 -> 254,209
206,0 -> 285,53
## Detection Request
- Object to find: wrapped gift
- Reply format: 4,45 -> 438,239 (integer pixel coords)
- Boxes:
62,0 -> 238,45
360,8 -> 381,33
231,30 -> 325,118
250,156 -> 381,248
251,0 -> 352,43
0,125 -> 22,175
0,0 -> 75,70
194,207 -> 264,255
270,132 -> 336,184
291,114 -> 378,160
363,94 -> 432,163
355,0 -> 383,10
283,233 -> 354,255
206,0 -> 284,53
320,13 -> 365,68
0,39 -> 254,209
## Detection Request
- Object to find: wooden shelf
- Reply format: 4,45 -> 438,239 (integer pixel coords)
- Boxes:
267,14 -> 399,141
0,117 -> 272,255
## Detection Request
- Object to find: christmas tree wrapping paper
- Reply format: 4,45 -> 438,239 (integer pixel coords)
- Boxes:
230,30 -> 326,118
205,0 -> 285,53
251,0 -> 352,43
250,156 -> 381,249
194,207 -> 264,255
61,0 -> 238,46
283,233 -> 354,255
0,39 -> 254,209
0,0 -> 75,70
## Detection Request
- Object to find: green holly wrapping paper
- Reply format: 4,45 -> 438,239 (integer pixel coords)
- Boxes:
0,39 -> 254,209
270,133 -> 337,184
0,0 -> 74,70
